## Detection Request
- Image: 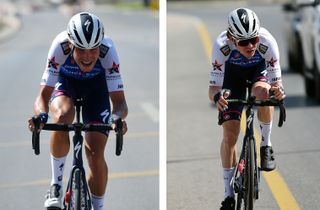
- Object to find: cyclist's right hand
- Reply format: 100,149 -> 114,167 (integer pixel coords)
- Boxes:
28,113 -> 48,132
214,89 -> 231,112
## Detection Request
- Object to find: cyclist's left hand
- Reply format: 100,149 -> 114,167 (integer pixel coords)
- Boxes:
110,115 -> 128,135
122,120 -> 128,135
270,86 -> 286,100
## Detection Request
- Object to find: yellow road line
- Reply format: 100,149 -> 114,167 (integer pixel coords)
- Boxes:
195,17 -> 300,210
195,20 -> 212,61
0,170 -> 159,189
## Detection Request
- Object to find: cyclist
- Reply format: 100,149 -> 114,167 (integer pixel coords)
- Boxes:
28,12 -> 128,210
208,8 -> 285,210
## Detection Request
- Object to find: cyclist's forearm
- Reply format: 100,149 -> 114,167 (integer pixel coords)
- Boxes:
209,86 -> 222,102
33,86 -> 54,115
270,80 -> 283,88
34,96 -> 49,115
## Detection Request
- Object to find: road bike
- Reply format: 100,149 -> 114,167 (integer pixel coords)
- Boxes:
219,85 -> 286,210
31,98 -> 123,210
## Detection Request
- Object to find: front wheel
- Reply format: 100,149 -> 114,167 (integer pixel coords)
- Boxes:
244,137 -> 255,210
65,168 -> 91,210
72,168 -> 82,210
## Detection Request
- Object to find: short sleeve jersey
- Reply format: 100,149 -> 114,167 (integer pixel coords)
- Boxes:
40,31 -> 124,92
209,27 -> 281,87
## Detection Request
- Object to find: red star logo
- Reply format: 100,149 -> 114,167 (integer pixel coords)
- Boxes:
267,57 -> 277,67
108,61 -> 120,74
212,60 -> 223,71
48,57 -> 59,69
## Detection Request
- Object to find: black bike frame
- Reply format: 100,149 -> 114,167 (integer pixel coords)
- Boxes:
235,100 -> 260,209
65,99 -> 91,210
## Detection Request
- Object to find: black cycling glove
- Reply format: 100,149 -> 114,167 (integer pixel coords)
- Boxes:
213,89 -> 231,104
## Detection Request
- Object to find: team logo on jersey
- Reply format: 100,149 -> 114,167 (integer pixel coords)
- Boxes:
108,61 -> 120,74
267,57 -> 277,67
212,60 -> 223,71
48,57 -> 59,69
220,45 -> 231,56
99,44 -> 109,58
258,43 -> 268,54
60,41 -> 71,55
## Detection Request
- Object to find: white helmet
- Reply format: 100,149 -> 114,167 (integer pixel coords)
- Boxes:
67,12 -> 104,49
227,8 -> 260,40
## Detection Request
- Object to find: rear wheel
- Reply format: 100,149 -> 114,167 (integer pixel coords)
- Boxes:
244,138 -> 255,210
236,191 -> 243,210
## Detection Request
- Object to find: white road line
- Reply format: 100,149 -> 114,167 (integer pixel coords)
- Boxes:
141,102 -> 159,123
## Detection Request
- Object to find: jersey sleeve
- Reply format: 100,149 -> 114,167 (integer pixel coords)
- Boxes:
210,34 -> 228,87
259,29 -> 282,84
100,38 -> 124,92
40,32 -> 68,87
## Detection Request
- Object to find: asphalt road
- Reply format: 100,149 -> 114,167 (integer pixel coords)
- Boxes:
0,5 -> 159,210
168,1 -> 320,210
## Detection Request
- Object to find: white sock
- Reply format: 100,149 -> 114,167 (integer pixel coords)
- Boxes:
259,120 -> 272,147
91,194 -> 104,210
50,155 -> 66,187
223,167 -> 235,198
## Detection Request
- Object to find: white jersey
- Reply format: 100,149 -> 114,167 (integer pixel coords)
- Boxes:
209,27 -> 282,87
41,31 -> 124,92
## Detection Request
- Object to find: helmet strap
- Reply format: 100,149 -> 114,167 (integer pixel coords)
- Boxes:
70,45 -> 75,57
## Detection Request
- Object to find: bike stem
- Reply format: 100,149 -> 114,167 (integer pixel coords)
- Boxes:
73,98 -> 84,168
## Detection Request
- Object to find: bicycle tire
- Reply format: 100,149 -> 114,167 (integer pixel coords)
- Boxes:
236,191 -> 242,210
71,168 -> 82,210
244,137 -> 255,210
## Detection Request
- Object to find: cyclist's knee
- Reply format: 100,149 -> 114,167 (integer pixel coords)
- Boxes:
252,82 -> 270,100
51,110 -> 73,123
49,96 -> 75,123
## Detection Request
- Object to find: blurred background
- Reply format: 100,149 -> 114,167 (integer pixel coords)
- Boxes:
168,0 -> 320,209
0,0 -> 159,210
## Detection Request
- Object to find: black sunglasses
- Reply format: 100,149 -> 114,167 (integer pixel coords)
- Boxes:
237,36 -> 260,47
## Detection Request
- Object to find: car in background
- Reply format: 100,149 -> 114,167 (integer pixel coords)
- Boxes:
283,0 -> 320,101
